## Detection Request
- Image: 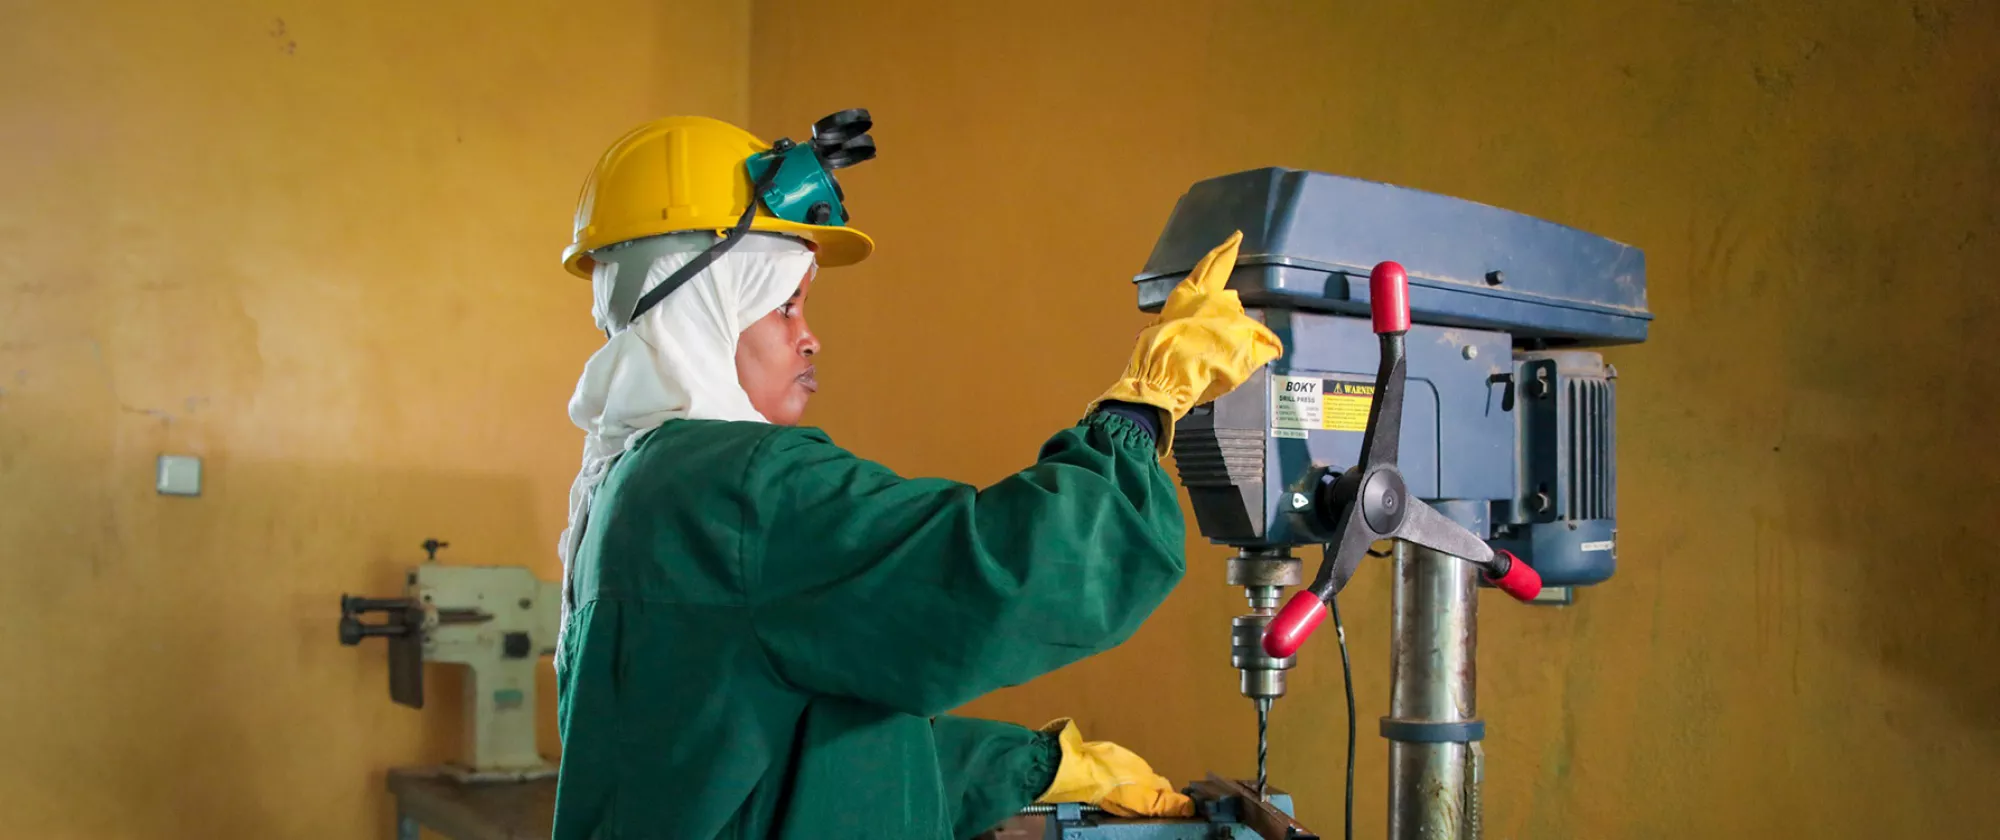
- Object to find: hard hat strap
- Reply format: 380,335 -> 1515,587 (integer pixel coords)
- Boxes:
626,160 -> 786,325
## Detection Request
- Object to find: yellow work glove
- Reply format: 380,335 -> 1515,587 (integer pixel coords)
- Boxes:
1091,230 -> 1284,453
1035,718 -> 1195,819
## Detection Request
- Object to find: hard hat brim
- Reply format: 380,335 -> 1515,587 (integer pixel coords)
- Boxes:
755,218 -> 874,268
562,218 -> 872,280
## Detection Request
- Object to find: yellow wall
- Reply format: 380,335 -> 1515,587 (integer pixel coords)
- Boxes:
753,1 -> 2000,837
5,1 -> 1997,838
0,1 -> 745,836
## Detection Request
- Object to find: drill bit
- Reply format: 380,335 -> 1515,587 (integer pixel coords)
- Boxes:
1016,804 -> 1106,816
1255,696 -> 1272,799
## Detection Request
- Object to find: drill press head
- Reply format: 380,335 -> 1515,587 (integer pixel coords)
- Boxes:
1136,168 -> 1648,580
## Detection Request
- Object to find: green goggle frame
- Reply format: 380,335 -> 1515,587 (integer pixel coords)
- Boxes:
744,108 -> 877,228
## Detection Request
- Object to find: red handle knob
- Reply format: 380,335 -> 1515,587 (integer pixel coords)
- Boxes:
1483,549 -> 1542,602
1262,591 -> 1330,658
1370,261 -> 1411,334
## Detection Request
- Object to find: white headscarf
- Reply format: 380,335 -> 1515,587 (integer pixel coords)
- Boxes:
556,232 -> 818,657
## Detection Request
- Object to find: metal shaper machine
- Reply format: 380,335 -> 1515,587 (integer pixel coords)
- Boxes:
1031,168 -> 1648,840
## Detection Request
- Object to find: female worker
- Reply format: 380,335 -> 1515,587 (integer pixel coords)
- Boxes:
550,115 -> 1282,840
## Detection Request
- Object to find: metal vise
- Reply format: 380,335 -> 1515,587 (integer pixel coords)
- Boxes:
990,779 -> 1314,840
339,539 -> 562,782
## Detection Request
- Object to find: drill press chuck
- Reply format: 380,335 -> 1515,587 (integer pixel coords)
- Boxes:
1224,549 -> 1302,798
1226,550 -> 1302,703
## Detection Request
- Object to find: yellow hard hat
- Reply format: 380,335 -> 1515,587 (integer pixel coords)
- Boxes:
561,115 -> 874,279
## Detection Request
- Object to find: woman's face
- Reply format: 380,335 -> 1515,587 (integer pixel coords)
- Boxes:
735,270 -> 820,425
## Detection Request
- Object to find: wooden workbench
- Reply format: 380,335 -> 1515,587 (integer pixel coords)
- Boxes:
386,767 -> 555,840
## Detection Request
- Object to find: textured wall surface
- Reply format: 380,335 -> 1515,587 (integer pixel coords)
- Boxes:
0,1 -> 746,836
751,2 -> 2000,837
5,1 -> 1997,837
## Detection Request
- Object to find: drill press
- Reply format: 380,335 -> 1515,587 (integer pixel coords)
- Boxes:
1021,168 -> 1648,840
1155,167 -> 1647,838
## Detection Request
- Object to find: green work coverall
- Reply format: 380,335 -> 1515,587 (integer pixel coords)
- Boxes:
553,411 -> 1186,839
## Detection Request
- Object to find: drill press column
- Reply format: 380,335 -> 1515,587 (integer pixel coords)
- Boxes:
1385,500 -> 1486,839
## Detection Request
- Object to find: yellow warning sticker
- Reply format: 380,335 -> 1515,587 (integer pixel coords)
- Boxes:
1323,381 -> 1374,432
1272,376 -> 1374,434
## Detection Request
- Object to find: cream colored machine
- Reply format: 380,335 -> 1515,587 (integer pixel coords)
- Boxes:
339,539 -> 561,782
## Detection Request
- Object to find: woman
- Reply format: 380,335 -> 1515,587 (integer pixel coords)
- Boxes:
552,116 -> 1282,839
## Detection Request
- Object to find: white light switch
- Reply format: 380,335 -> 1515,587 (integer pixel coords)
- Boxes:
156,454 -> 202,496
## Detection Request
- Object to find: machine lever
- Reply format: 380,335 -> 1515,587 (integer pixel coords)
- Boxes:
342,596 -> 415,614
337,595 -> 421,646
1264,594 -> 1329,660
1386,497 -> 1492,565
338,618 -> 411,645
1370,260 -> 1412,335
1263,260 -> 1539,659
1386,500 -> 1542,602
1487,373 -> 1516,413
1480,549 -> 1542,602
1354,262 -> 1410,473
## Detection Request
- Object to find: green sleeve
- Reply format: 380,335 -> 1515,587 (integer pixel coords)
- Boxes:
932,715 -> 1061,840
744,412 -> 1186,716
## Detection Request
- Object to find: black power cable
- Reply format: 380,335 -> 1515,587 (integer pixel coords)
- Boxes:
1329,590 -> 1355,840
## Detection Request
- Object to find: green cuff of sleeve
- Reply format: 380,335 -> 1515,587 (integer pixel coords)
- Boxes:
1080,410 -> 1159,456
935,717 -> 1069,840
1026,727 -> 1064,801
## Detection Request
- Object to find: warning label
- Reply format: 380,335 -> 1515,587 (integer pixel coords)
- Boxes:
1272,375 -> 1374,434
1322,381 -> 1373,432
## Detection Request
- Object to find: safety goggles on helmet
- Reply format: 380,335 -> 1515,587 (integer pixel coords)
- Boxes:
625,110 -> 876,325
